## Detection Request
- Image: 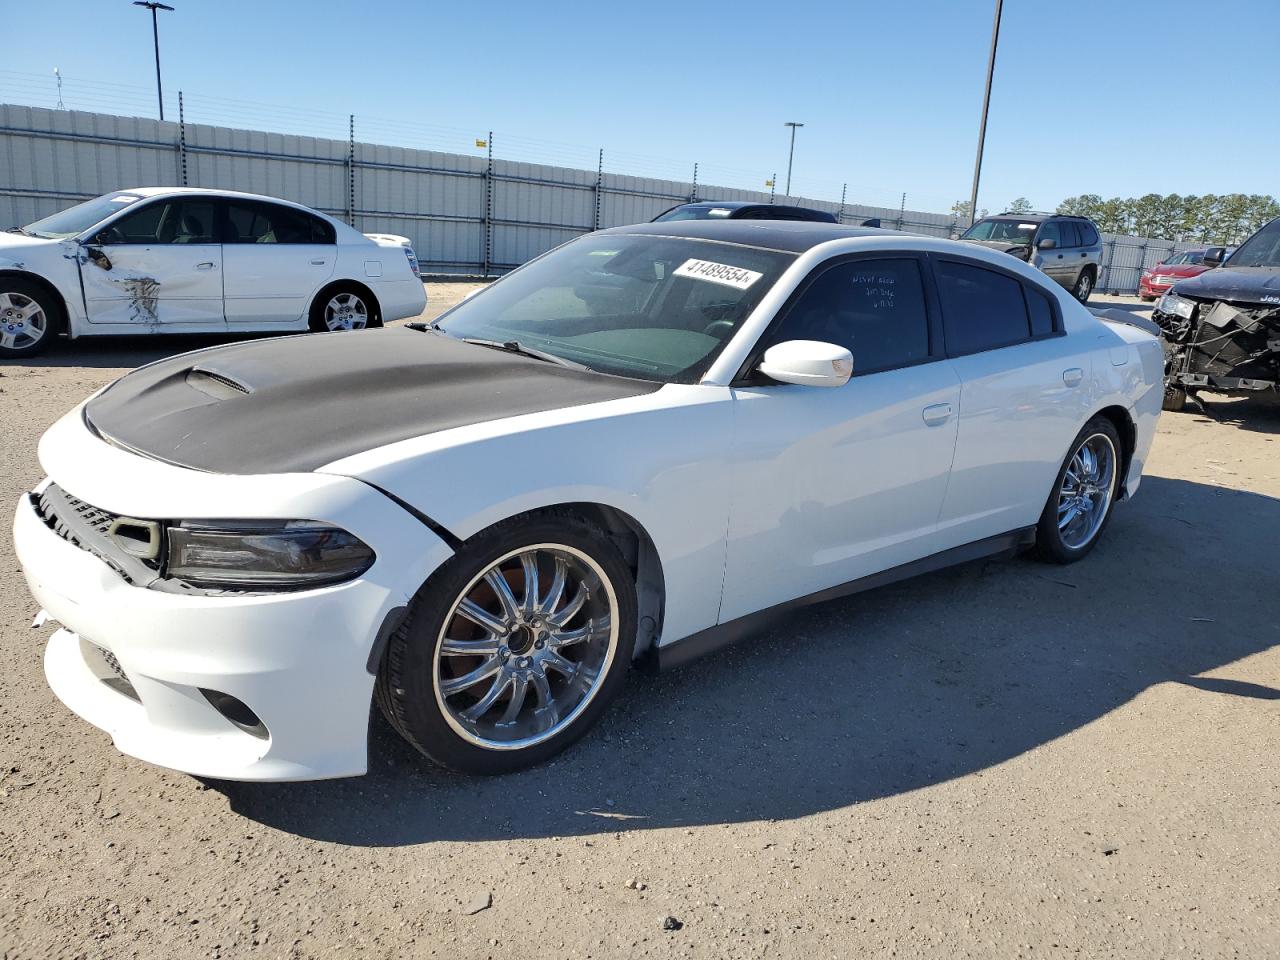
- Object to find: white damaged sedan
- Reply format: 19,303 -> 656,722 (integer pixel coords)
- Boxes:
14,221 -> 1164,780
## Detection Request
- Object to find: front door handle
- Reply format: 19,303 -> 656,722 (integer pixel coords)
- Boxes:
1063,367 -> 1084,387
195,261 -> 215,270
922,402 -> 953,426
310,258 -> 327,265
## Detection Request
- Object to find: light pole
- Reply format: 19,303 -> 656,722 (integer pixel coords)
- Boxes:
967,0 -> 1003,226
133,1 -> 174,121
783,121 -> 804,196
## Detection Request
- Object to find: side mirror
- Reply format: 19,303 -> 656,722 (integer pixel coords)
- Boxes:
1203,246 -> 1227,267
1037,237 -> 1057,250
757,340 -> 852,388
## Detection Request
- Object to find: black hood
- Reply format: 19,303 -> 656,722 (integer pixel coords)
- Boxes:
1173,266 -> 1280,305
84,329 -> 660,474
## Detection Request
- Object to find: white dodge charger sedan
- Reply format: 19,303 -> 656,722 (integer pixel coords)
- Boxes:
0,187 -> 425,356
14,220 -> 1163,780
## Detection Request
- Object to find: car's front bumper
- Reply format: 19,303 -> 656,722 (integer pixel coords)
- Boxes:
15,407 -> 453,781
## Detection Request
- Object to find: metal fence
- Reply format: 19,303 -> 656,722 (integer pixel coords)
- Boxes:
0,101 -> 1189,292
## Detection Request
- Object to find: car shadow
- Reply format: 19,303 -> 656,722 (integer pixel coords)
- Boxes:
1189,395 -> 1280,436
212,475 -> 1279,846
7,334 -> 271,370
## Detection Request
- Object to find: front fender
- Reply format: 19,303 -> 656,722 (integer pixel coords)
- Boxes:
320,384 -> 736,646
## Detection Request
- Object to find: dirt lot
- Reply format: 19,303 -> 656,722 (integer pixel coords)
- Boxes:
1,289 -> 1277,960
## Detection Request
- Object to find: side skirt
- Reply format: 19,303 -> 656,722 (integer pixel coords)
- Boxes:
652,526 -> 1037,672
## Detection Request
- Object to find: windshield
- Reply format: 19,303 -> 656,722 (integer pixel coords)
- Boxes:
653,205 -> 736,222
960,218 -> 1038,244
1165,251 -> 1204,266
436,234 -> 795,382
1226,218 -> 1280,268
23,192 -> 144,239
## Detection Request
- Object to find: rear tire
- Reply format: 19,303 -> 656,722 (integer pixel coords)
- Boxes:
1073,269 -> 1094,303
374,512 -> 637,775
309,285 -> 379,332
0,279 -> 61,358
1034,416 -> 1122,564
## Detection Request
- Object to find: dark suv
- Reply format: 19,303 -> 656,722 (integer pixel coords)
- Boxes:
959,212 -> 1102,302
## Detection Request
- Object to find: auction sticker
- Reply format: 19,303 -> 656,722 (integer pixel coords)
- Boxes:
673,258 -> 763,290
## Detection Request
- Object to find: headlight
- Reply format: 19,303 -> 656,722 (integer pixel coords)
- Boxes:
165,520 -> 375,589
1157,292 -> 1196,320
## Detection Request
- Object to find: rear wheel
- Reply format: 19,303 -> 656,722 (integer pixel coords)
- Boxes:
0,280 -> 59,358
1073,269 -> 1094,303
309,286 -> 377,332
375,513 -> 636,774
1034,417 -> 1121,564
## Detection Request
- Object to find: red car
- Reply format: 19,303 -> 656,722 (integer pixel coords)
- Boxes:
1138,249 -> 1222,301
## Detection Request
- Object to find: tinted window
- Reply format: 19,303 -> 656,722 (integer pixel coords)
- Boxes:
223,200 -> 335,244
1037,221 -> 1062,247
935,260 -> 1031,355
1077,221 -> 1099,245
769,258 -> 931,373
1026,286 -> 1055,337
104,199 -> 217,244
1057,221 -> 1081,247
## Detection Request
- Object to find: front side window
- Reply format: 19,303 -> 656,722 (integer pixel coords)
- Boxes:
936,260 -> 1033,355
437,234 -> 795,382
22,192 -> 144,239
223,201 -> 334,244
765,258 -> 931,374
1037,221 -> 1062,247
99,199 -> 217,245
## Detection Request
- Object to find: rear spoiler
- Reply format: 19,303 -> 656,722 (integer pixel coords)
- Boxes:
1088,306 -> 1160,337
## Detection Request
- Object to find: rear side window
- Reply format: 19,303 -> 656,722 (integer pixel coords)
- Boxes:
1077,221 -> 1100,245
1026,286 -> 1055,337
1057,221 -> 1081,247
769,258 -> 931,373
222,201 -> 335,244
935,260 -> 1032,355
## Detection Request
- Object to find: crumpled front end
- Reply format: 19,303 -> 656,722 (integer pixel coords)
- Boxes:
1156,296 -> 1280,398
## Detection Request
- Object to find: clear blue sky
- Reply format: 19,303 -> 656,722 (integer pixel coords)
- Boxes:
2,0 -> 1276,215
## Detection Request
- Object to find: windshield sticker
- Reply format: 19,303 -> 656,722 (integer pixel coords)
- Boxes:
706,208 -> 733,218
111,195 -> 141,204
673,258 -> 763,290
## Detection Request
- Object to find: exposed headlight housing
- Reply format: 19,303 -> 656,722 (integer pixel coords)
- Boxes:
165,520 -> 375,590
1157,292 -> 1196,320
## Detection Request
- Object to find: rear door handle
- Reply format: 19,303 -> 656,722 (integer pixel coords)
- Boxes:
1063,367 -> 1084,386
196,261 -> 215,270
922,402 -> 953,426
310,258 -> 327,265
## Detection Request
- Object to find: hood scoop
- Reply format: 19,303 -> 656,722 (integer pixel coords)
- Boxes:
186,366 -> 253,400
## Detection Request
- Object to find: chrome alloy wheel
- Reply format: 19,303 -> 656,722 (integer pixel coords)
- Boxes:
323,292 -> 368,331
1075,271 -> 1093,301
0,291 -> 48,350
1057,432 -> 1117,550
433,544 -> 619,751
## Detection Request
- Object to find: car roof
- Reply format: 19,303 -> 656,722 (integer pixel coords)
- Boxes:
110,186 -> 330,215
597,219 -> 901,253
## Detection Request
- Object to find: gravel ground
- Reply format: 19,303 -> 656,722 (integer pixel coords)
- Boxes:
1,289 -> 1277,960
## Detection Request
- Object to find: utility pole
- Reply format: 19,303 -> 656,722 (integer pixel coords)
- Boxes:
783,122 -> 804,197
133,2 -> 174,121
967,0 -> 1003,227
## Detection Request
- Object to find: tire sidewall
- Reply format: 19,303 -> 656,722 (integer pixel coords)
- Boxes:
377,515 -> 637,775
0,279 -> 59,358
1074,270 -> 1094,303
1035,417 -> 1122,563
308,286 -> 378,333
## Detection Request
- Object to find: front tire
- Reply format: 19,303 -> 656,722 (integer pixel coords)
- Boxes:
375,513 -> 636,774
0,280 -> 60,358
1034,417 -> 1121,564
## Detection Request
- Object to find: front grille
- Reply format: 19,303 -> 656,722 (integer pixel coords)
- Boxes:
33,484 -> 160,584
